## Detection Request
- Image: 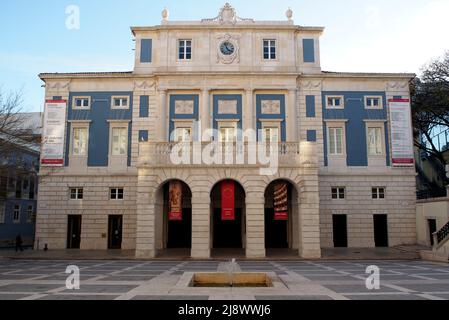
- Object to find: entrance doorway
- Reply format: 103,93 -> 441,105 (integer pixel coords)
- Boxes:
211,180 -> 245,249
428,219 -> 437,246
373,214 -> 389,247
333,215 -> 348,248
67,215 -> 82,249
155,180 -> 192,254
264,180 -> 297,249
108,215 -> 123,249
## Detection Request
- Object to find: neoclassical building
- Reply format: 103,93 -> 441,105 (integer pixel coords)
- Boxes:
36,4 -> 416,259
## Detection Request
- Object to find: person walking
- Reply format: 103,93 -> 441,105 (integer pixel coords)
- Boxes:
15,234 -> 23,252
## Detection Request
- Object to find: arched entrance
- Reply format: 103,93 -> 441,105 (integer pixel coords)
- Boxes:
264,180 -> 299,251
210,180 -> 246,250
154,180 -> 192,255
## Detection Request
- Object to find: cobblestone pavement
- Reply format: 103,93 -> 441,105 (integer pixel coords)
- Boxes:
0,260 -> 448,300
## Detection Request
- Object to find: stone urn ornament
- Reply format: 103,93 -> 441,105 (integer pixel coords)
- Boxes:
286,7 -> 293,21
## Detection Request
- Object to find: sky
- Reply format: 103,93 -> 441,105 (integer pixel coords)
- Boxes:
1,0 -> 449,112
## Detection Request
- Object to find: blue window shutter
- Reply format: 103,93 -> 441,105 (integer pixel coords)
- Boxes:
303,39 -> 315,63
139,130 -> 149,142
139,95 -> 149,118
307,130 -> 317,142
140,39 -> 152,63
306,95 -> 316,118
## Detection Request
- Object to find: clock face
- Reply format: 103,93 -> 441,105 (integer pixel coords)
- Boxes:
220,41 -> 235,56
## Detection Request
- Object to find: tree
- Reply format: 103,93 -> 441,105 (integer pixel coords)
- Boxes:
0,88 -> 39,157
412,52 -> 449,168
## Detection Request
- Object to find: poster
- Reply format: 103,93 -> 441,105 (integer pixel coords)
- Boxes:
389,99 -> 414,166
169,181 -> 183,221
274,182 -> 288,221
41,100 -> 67,166
221,180 -> 235,221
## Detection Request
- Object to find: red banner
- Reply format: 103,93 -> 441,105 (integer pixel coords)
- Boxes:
274,182 -> 288,220
221,180 -> 235,221
169,181 -> 183,221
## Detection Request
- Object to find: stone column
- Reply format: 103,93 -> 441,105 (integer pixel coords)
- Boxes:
158,89 -> 168,142
244,89 -> 254,134
287,89 -> 298,142
191,193 -> 211,259
201,89 -> 210,140
245,193 -> 266,258
135,168 -> 157,258
298,169 -> 321,258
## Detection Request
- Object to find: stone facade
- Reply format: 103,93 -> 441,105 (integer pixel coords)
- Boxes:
36,4 -> 416,259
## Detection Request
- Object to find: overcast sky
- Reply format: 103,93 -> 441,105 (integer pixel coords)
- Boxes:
1,0 -> 448,112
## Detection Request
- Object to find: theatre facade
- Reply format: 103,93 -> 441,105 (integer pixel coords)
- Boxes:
36,4 -> 417,259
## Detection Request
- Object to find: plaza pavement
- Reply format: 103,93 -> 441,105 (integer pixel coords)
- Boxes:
0,259 -> 448,300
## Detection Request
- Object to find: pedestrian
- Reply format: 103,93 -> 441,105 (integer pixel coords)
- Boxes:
15,234 -> 23,252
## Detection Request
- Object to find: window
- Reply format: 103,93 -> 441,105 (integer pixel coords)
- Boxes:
72,127 -> 88,156
372,187 -> 385,199
110,188 -> 124,200
15,177 -> 22,199
70,188 -> 83,200
220,127 -> 236,143
0,202 -> 4,224
111,97 -> 129,109
326,96 -> 344,109
13,205 -> 20,223
328,127 -> 344,155
27,205 -> 33,223
262,127 -> 280,143
174,127 -> 192,142
367,127 -> 383,156
179,40 -> 192,60
111,128 -> 128,156
0,177 -> 7,198
29,176 -> 35,200
263,40 -> 276,60
73,97 -> 90,110
365,96 -> 382,109
332,187 -> 346,200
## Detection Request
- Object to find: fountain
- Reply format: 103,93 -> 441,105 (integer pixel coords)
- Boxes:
191,258 -> 273,288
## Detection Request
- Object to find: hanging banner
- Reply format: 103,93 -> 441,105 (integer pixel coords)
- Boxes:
169,181 -> 183,221
389,99 -> 414,166
221,180 -> 235,221
41,100 -> 67,166
274,182 -> 288,220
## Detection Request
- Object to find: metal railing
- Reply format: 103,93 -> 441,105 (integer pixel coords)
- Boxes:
433,221 -> 449,249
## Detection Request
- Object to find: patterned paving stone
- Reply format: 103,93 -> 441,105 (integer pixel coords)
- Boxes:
61,285 -> 139,294
132,296 -> 209,300
0,284 -> 64,292
256,296 -> 333,300
343,294 -> 428,300
38,294 -> 119,300
322,284 -> 400,293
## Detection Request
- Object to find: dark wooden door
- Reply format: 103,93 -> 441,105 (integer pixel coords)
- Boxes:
67,215 -> 82,249
108,215 -> 123,249
428,219 -> 437,246
213,208 -> 242,248
167,208 -> 192,248
265,209 -> 288,248
333,215 -> 348,248
374,215 -> 389,247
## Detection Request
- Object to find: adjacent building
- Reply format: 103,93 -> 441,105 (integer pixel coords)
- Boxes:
36,4 -> 417,258
0,113 -> 41,247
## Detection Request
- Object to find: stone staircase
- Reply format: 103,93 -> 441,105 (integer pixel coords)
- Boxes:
421,221 -> 449,262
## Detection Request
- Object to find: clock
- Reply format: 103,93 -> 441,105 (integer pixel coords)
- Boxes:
220,41 -> 235,56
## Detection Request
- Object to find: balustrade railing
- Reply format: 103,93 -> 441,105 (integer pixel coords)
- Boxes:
138,141 -> 316,167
